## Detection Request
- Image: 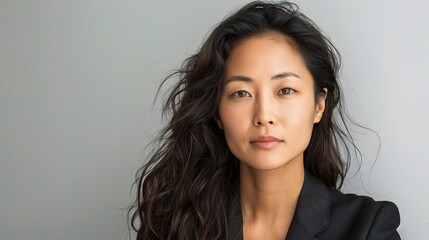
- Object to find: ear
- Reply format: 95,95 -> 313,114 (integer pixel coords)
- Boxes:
216,118 -> 223,129
314,88 -> 327,123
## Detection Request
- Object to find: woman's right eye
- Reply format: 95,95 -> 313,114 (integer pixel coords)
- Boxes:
231,90 -> 251,98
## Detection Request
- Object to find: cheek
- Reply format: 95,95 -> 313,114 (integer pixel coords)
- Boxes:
289,108 -> 316,125
280,99 -> 316,124
219,104 -> 247,135
218,95 -> 251,127
278,100 -> 317,143
218,102 -> 251,151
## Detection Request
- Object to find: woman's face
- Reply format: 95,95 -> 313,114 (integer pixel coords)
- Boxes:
218,34 -> 326,171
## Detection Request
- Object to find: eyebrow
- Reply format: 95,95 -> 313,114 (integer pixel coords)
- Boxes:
225,71 -> 301,84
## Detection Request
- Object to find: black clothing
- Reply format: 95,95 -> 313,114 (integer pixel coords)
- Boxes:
227,171 -> 401,240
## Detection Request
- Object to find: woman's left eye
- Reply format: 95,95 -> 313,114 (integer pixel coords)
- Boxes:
278,87 -> 295,95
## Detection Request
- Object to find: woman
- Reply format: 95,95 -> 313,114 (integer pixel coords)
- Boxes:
130,1 -> 400,239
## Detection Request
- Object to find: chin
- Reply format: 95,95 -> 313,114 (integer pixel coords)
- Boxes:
238,152 -> 304,172
240,158 -> 294,171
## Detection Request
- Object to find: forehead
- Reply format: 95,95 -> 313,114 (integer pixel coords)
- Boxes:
224,34 -> 311,83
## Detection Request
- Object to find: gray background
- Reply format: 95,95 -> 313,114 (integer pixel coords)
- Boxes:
1,0 -> 428,239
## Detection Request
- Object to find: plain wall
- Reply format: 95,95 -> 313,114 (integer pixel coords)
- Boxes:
1,0 -> 428,239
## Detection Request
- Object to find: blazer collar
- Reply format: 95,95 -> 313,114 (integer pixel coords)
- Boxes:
286,171 -> 331,239
228,171 -> 332,240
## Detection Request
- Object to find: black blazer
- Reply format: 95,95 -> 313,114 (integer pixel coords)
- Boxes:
227,171 -> 401,240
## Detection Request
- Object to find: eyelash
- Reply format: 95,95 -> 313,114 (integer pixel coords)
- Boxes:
277,87 -> 296,96
231,90 -> 251,98
230,88 -> 296,98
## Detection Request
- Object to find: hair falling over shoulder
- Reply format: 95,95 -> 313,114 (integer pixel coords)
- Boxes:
129,1 -> 362,239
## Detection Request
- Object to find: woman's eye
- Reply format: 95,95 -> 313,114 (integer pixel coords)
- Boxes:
278,87 -> 295,95
231,90 -> 251,98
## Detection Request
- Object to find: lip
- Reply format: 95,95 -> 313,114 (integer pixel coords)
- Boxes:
250,135 -> 283,150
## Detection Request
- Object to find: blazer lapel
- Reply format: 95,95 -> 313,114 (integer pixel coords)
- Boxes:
227,203 -> 243,240
286,171 -> 331,240
227,171 -> 332,240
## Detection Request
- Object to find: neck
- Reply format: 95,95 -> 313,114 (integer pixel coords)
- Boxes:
239,158 -> 305,224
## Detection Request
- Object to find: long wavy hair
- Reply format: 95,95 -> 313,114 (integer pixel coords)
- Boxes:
130,1 -> 360,239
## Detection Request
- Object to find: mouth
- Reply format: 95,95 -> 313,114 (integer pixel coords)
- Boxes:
250,136 -> 283,150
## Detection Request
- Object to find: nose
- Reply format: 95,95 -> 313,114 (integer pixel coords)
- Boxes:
253,95 -> 275,127
255,119 -> 274,126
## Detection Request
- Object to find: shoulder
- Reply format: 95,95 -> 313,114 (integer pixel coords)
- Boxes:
290,172 -> 401,239
327,189 -> 401,239
298,171 -> 400,239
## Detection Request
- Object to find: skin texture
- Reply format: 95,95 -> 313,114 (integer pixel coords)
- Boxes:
217,34 -> 326,239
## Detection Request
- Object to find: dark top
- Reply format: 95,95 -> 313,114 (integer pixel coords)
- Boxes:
227,171 -> 401,240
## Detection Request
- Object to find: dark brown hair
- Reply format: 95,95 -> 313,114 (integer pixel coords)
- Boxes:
130,1 -> 360,239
